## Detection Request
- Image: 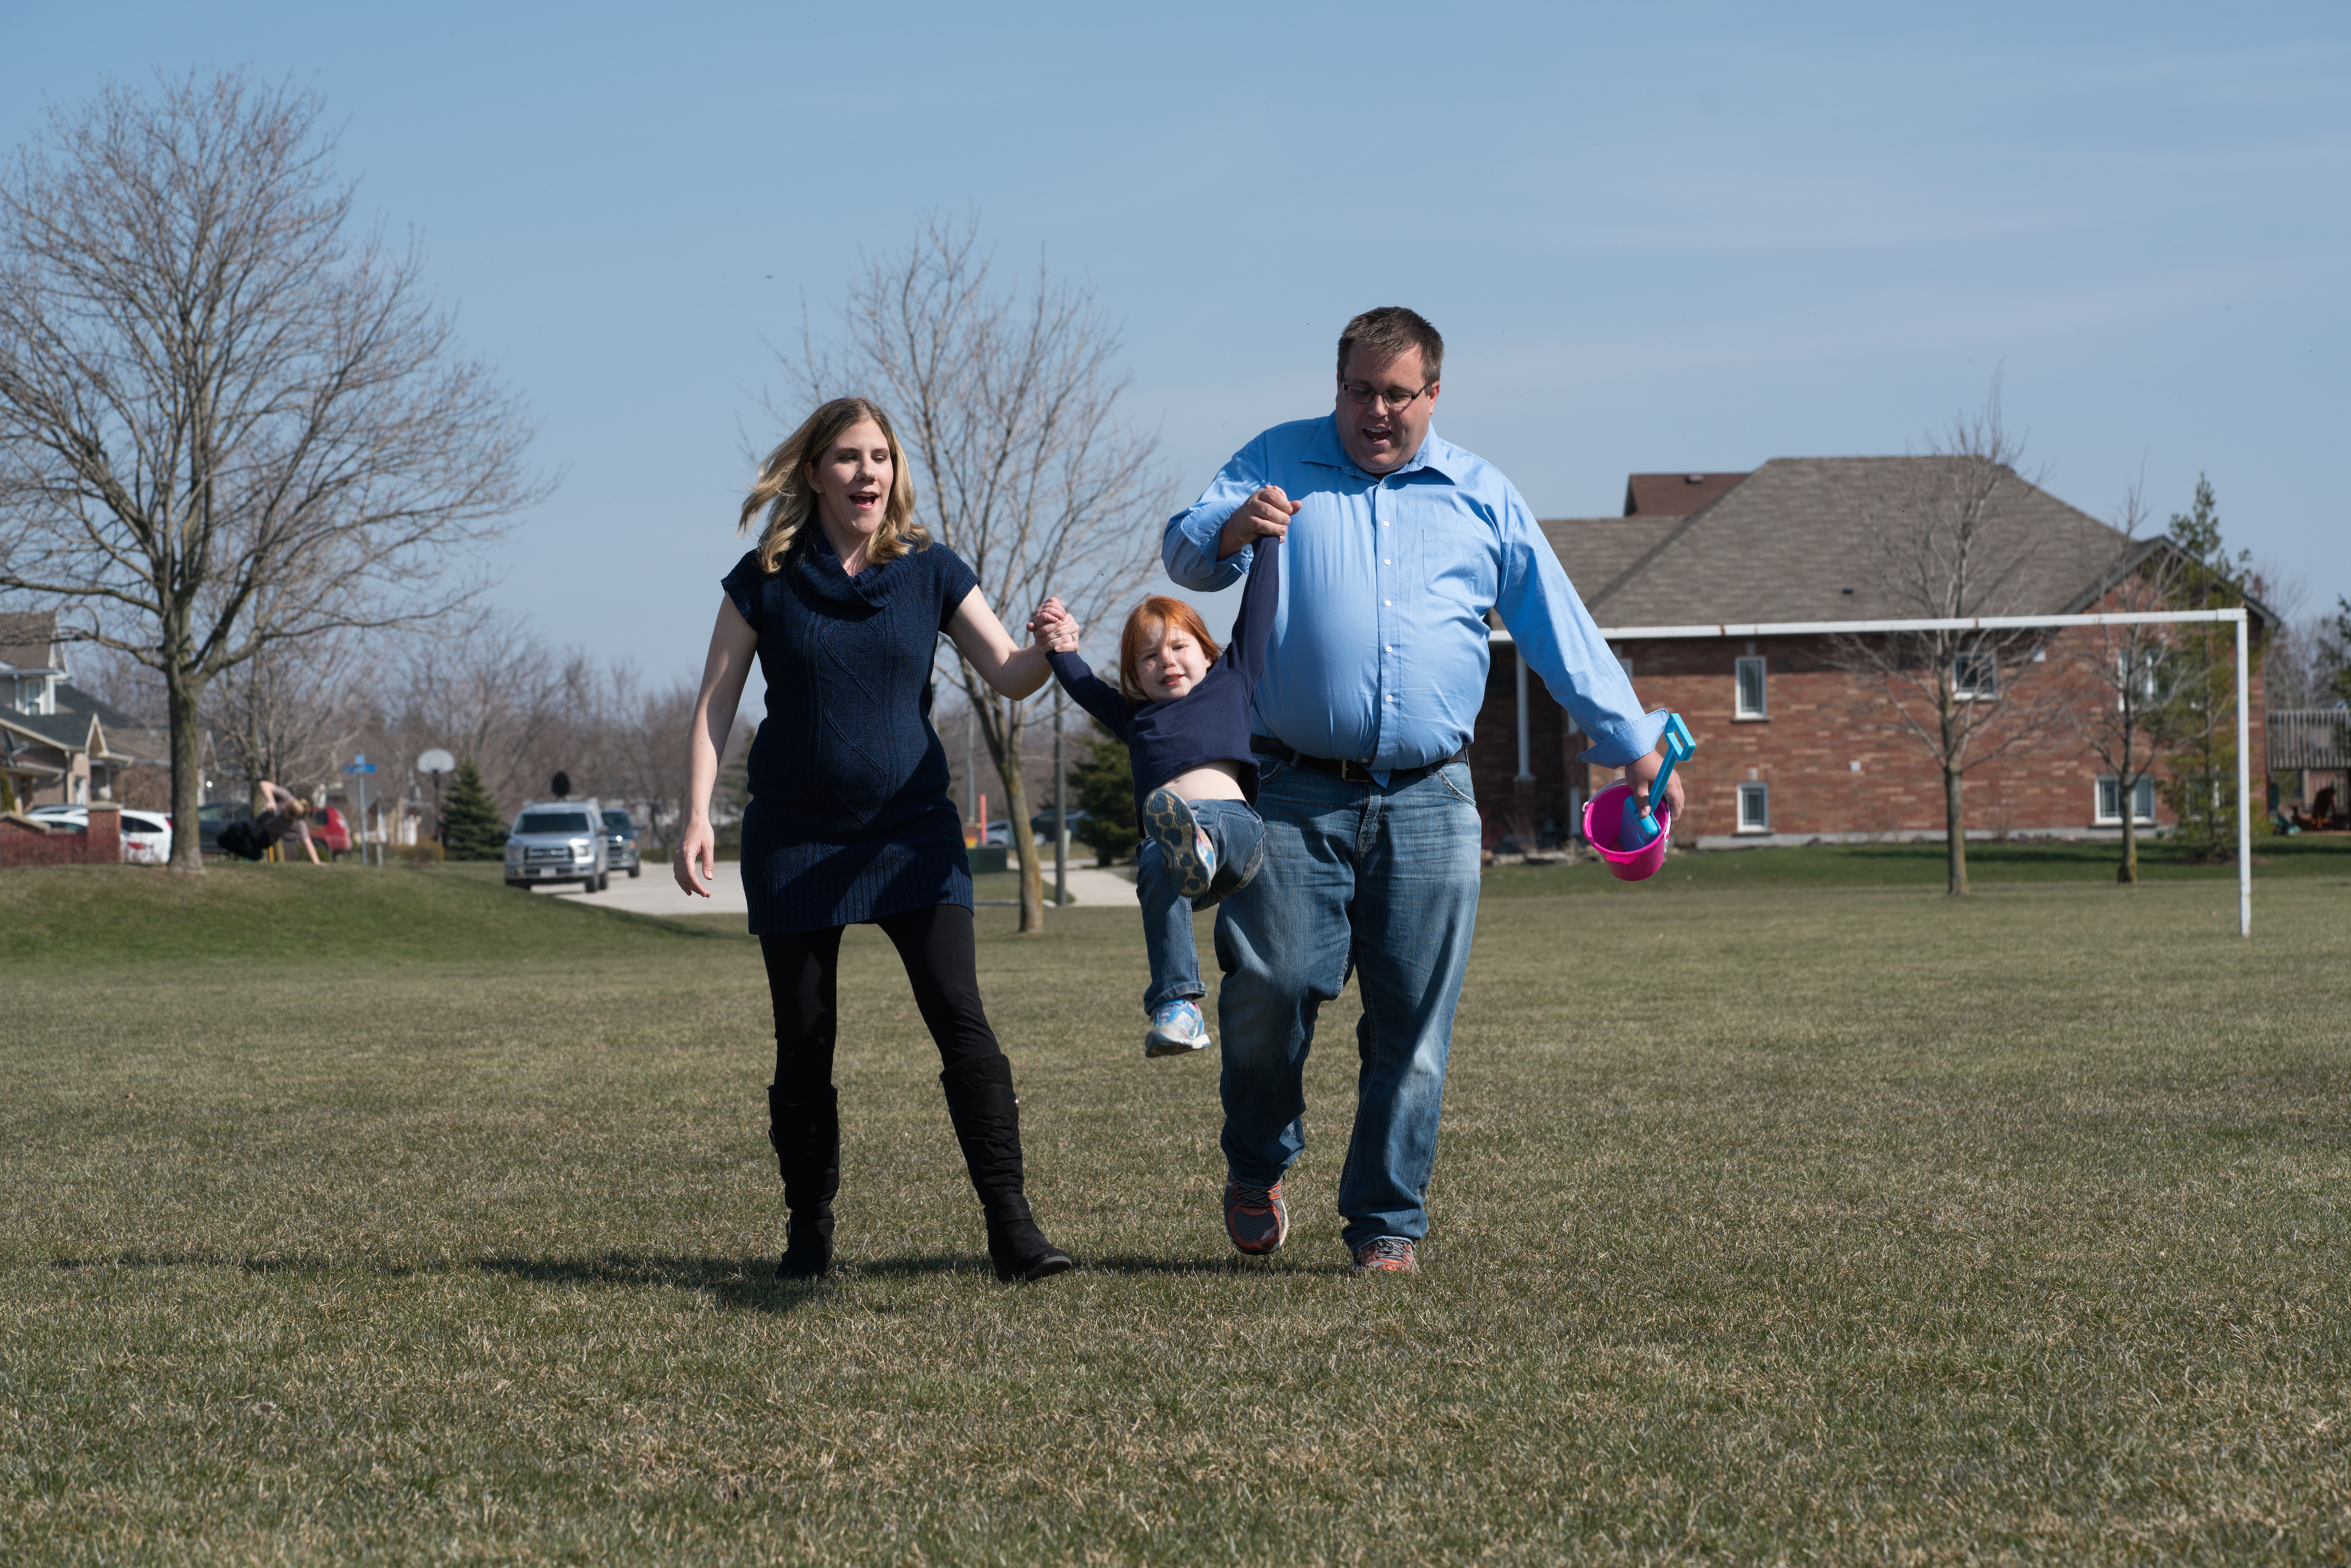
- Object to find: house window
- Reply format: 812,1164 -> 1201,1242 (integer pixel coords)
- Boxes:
1953,652 -> 1998,701
2095,776 -> 2156,825
2116,651 -> 2164,708
1734,656 -> 1767,719
1737,782 -> 1770,833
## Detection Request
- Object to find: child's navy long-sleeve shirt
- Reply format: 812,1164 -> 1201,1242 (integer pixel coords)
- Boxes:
1047,534 -> 1281,836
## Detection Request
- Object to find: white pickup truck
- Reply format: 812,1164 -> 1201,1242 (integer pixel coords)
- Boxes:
503,799 -> 612,892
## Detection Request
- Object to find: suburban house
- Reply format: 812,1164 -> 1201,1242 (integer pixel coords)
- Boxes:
1463,460 -> 2275,850
0,612 -> 166,809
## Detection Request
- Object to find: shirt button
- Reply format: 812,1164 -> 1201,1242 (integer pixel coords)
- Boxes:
1384,599 -> 1392,606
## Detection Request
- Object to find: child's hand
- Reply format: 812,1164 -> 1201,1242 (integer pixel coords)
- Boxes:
1028,597 -> 1081,652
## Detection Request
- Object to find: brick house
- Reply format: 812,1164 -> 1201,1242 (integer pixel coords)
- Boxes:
1466,459 -> 2273,850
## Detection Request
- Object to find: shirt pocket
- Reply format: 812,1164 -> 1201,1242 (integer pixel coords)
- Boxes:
1419,519 -> 1499,612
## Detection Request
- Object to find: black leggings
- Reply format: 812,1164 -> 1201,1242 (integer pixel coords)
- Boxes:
759,903 -> 1003,1093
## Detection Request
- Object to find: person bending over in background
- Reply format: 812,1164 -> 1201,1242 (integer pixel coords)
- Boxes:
216,780 -> 319,865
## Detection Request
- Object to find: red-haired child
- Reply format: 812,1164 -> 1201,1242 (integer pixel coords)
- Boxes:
1037,535 -> 1281,1056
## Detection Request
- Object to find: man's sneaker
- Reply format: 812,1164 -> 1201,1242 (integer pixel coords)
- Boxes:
1351,1237 -> 1418,1274
1144,999 -> 1211,1058
1143,787 -> 1217,899
1224,1177 -> 1288,1256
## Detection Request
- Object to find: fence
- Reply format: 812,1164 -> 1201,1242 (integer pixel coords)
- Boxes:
2267,708 -> 2349,771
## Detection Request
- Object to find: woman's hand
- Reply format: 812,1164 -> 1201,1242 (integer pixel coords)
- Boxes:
675,815 -> 718,897
1027,597 -> 1081,653
677,596 -> 758,898
949,587 -> 1057,698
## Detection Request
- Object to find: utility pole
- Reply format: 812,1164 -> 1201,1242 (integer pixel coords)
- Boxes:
1052,685 -> 1067,907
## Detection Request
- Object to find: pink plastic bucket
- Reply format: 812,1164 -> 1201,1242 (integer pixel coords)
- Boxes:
1582,782 -> 1672,882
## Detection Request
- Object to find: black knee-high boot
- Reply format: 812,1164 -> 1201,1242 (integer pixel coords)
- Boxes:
768,1083 -> 839,1279
938,1056 -> 1074,1282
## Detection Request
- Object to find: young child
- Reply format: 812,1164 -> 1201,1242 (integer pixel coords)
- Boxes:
1039,534 -> 1281,1057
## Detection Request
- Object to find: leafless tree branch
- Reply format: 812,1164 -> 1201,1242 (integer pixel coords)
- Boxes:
1827,383 -> 2072,894
0,71 -> 549,867
771,210 -> 1164,930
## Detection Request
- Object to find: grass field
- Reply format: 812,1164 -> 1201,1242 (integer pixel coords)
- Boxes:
3,856 -> 2347,1563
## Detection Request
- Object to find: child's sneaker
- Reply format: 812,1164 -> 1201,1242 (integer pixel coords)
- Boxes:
1144,787 -> 1217,899
1144,998 -> 1211,1058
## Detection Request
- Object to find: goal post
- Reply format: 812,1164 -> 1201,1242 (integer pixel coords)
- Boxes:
1563,608 -> 2256,936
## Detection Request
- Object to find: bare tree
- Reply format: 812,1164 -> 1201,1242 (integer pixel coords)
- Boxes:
0,72 -> 545,869
1830,390 -> 2071,895
211,625 -> 371,806
389,613 -> 577,819
2066,490 -> 2195,886
782,212 -> 1164,932
594,664 -> 712,859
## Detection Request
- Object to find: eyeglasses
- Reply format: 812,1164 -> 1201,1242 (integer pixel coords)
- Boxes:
1339,378 -> 1433,411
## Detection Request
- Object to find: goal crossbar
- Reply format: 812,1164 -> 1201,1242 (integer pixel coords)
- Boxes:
1493,609 -> 2255,936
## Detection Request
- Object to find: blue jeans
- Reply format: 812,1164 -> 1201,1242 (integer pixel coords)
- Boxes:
1135,798 -> 1265,1014
1212,756 -> 1482,1251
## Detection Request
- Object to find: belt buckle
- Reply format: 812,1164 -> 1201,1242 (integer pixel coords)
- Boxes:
1338,758 -> 1369,783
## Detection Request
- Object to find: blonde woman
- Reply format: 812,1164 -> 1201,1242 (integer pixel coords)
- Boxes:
677,396 -> 1078,1283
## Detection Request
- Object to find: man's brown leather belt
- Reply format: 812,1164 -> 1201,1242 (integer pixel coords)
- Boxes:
1250,736 -> 1468,786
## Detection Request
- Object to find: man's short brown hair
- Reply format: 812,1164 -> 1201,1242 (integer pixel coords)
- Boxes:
1337,307 -> 1444,384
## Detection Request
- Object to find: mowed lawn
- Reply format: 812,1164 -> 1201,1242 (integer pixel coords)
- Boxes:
2,857 -> 2347,1564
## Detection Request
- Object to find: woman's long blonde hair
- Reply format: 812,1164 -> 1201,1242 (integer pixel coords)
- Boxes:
738,397 -> 925,573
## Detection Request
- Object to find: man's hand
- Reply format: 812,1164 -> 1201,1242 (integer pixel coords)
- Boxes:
1627,746 -> 1686,820
1217,486 -> 1301,560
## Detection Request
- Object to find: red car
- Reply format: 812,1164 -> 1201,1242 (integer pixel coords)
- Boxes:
310,806 -> 351,857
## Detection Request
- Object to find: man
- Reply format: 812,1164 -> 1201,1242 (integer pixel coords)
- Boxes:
1161,306 -> 1683,1274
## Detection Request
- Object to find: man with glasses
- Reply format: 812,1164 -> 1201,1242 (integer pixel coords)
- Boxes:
1161,306 -> 1683,1274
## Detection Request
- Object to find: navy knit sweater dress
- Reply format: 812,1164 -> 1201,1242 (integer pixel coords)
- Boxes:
722,537 -> 978,936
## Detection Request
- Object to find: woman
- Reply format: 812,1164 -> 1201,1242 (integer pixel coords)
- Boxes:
676,396 -> 1077,1284
217,780 -> 320,864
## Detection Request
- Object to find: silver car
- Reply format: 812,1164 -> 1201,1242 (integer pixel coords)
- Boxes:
600,808 -> 643,879
503,799 -> 611,892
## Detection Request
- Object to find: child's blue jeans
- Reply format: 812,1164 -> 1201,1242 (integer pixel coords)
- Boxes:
1134,798 -> 1265,1014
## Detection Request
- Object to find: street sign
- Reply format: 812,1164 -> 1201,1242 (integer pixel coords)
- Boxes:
343,753 -> 377,776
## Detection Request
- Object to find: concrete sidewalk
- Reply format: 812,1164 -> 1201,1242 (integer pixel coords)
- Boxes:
536,860 -> 1136,918
1006,865 -> 1135,908
538,862 -> 748,917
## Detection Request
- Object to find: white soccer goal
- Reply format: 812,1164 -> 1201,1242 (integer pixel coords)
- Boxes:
1583,608 -> 2256,936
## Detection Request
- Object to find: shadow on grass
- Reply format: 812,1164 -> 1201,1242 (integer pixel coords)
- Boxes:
40,1246 -> 1335,1303
470,1252 -> 845,1312
43,1250 -> 830,1314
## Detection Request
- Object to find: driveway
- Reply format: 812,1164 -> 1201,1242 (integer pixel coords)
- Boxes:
534,860 -> 1136,917
538,861 -> 748,917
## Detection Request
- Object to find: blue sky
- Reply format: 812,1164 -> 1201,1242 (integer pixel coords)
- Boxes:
9,1 -> 2346,688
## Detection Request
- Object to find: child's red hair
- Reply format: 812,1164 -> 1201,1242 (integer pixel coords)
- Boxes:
1117,596 -> 1222,702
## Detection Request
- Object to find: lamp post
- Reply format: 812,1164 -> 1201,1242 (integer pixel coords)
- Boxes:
1052,686 -> 1067,907
416,748 -> 456,851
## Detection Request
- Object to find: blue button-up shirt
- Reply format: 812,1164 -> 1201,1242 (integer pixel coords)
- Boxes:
1162,416 -> 1663,773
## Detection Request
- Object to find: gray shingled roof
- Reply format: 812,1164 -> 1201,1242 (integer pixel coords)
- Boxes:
0,682 -> 153,757
0,610 -> 61,671
1545,457 -> 2148,627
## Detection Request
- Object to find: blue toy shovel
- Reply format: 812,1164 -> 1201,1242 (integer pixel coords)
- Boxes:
1618,713 -> 1695,851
